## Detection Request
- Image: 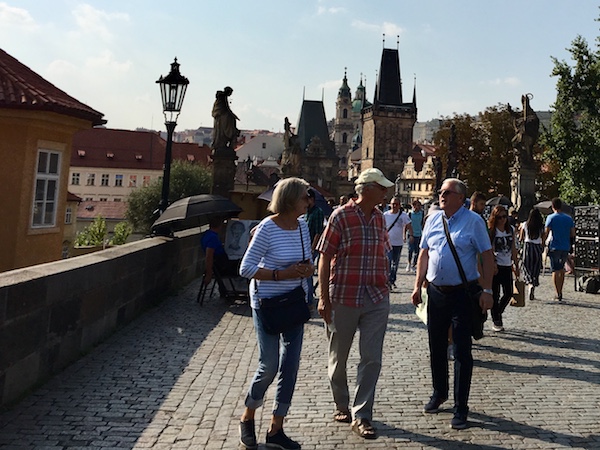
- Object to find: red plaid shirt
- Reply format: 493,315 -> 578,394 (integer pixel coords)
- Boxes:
317,199 -> 390,307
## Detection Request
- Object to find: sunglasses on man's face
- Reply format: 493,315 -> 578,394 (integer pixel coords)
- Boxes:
437,189 -> 459,197
497,215 -> 507,219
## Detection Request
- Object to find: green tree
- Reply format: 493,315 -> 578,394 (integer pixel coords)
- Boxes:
75,216 -> 107,247
541,32 -> 600,204
433,105 -> 521,197
126,160 -> 212,233
109,221 -> 133,245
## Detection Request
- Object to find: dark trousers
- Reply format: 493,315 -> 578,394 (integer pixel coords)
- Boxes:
213,254 -> 240,296
491,265 -> 512,326
427,283 -> 474,415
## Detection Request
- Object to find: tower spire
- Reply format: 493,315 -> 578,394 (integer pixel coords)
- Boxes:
412,73 -> 417,106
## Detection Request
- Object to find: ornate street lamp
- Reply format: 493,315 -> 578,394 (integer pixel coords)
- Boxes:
156,58 -> 189,215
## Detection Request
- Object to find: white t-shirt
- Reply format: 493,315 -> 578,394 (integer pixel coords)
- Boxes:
520,223 -> 543,244
492,227 -> 514,267
384,211 -> 411,246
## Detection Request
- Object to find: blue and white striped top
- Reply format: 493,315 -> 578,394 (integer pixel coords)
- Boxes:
239,217 -> 312,309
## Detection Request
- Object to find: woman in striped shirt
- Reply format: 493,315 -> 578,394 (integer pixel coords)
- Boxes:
238,177 -> 314,450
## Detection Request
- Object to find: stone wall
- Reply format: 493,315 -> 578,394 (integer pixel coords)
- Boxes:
0,229 -> 204,406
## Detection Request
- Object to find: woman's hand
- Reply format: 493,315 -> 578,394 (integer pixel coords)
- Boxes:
294,262 -> 314,278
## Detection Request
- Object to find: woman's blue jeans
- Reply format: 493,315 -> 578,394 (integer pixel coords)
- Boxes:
245,308 -> 304,416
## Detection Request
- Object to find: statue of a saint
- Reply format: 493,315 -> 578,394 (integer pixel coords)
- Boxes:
211,86 -> 240,149
280,117 -> 302,176
509,93 -> 539,167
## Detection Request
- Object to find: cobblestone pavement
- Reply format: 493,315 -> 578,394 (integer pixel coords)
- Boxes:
1,268 -> 600,449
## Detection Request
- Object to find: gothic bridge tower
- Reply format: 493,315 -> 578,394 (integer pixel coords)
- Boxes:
361,43 -> 417,182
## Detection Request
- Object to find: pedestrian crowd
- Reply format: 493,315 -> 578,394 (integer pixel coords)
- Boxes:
198,168 -> 577,450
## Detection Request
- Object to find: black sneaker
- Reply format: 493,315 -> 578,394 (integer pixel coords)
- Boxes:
423,396 -> 447,413
450,412 -> 468,430
265,429 -> 301,449
239,420 -> 257,449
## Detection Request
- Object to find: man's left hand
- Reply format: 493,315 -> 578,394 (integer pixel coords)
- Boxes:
480,292 -> 493,311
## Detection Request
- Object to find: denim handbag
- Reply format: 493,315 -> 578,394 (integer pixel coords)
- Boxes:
255,225 -> 310,335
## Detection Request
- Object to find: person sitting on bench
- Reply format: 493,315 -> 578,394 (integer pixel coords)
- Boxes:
201,217 -> 240,297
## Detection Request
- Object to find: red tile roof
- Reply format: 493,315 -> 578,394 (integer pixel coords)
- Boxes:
72,127 -> 211,170
77,201 -> 128,221
67,191 -> 83,202
0,48 -> 105,126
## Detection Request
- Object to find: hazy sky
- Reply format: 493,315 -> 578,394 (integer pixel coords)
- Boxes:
1,1 -> 598,132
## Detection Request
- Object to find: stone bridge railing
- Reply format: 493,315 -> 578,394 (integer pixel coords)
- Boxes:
0,229 -> 204,407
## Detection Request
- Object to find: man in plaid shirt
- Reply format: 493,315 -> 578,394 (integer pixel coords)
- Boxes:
316,168 -> 393,440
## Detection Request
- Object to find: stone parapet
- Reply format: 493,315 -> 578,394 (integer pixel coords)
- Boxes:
0,229 -> 204,406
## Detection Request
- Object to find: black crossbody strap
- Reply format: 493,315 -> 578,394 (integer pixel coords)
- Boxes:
299,222 -> 306,261
387,212 -> 401,232
442,217 -> 469,288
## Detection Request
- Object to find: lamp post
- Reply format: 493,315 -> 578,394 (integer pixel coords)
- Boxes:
156,58 -> 189,215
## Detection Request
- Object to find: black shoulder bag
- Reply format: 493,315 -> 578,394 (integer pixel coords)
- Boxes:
442,217 -> 487,340
255,224 -> 311,335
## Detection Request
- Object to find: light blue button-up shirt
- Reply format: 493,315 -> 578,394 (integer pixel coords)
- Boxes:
421,207 -> 491,286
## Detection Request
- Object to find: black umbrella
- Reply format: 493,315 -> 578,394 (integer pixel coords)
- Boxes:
486,195 -> 513,207
151,194 -> 242,233
258,184 -> 333,216
534,200 -> 574,216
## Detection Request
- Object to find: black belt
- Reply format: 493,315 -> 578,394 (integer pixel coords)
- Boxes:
431,281 -> 478,293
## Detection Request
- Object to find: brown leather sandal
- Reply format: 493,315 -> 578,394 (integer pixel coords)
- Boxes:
333,409 -> 351,423
351,418 -> 377,439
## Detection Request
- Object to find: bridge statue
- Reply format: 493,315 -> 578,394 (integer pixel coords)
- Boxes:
211,86 -> 240,150
509,93 -> 539,168
508,94 -> 539,221
280,117 -> 302,177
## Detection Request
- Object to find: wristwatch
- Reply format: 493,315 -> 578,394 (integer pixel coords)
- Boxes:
482,288 -> 493,295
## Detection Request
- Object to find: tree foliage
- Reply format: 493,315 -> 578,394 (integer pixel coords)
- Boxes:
433,105 -> 532,197
126,160 -> 212,233
74,216 -> 133,246
541,32 -> 600,205
75,216 -> 107,247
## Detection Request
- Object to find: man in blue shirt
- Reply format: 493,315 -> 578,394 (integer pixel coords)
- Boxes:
411,178 -> 494,430
543,198 -> 575,301
201,217 -> 240,297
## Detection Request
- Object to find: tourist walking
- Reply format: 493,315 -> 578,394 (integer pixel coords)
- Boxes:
543,198 -> 575,301
488,205 -> 519,332
519,208 -> 545,300
411,178 -> 494,430
317,168 -> 393,440
469,191 -> 487,216
238,177 -> 314,450
406,199 -> 424,272
384,198 -> 412,289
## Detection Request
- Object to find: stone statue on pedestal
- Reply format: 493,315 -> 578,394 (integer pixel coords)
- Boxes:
210,86 -> 239,198
509,93 -> 539,169
211,86 -> 240,151
509,94 -> 539,220
280,117 -> 302,177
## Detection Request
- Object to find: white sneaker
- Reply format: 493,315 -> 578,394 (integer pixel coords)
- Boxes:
492,324 -> 505,332
405,263 -> 412,272
411,265 -> 417,273
528,286 -> 535,300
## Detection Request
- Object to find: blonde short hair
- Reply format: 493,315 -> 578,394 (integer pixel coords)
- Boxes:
268,177 -> 310,214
